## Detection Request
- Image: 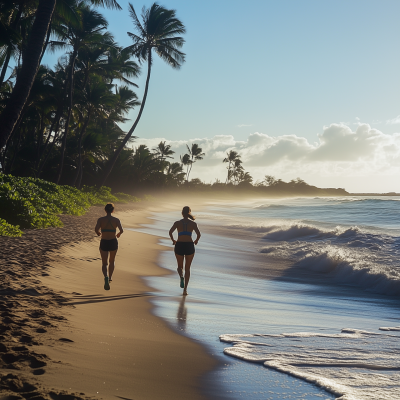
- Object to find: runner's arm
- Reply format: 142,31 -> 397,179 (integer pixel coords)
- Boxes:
116,219 -> 123,238
95,218 -> 101,236
193,223 -> 201,245
169,222 -> 177,244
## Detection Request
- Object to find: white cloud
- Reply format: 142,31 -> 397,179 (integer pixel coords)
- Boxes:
237,124 -> 252,128
132,123 -> 400,192
386,115 -> 400,125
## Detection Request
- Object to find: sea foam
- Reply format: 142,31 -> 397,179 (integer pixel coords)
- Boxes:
220,328 -> 400,400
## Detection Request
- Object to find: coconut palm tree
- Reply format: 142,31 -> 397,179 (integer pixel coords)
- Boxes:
237,170 -> 253,185
72,77 -> 112,186
100,2 -> 186,185
223,150 -> 241,184
0,0 -> 121,153
165,162 -> 185,186
51,2 -> 113,183
0,1 -> 24,88
180,153 -> 191,182
153,141 -> 174,161
185,143 -> 204,182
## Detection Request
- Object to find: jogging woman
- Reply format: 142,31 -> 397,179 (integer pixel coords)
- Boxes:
95,203 -> 123,290
169,206 -> 200,295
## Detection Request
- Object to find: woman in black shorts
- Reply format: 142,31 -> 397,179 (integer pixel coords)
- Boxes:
95,203 -> 124,290
169,206 -> 201,295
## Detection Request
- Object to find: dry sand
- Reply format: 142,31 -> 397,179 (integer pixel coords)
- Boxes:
0,202 -> 217,400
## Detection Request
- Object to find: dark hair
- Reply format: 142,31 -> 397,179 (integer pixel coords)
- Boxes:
105,203 -> 114,213
182,206 -> 195,220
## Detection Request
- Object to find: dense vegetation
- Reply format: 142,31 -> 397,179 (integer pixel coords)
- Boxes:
0,0 -> 188,190
0,173 -> 138,236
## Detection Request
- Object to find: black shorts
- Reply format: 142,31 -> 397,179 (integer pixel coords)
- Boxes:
100,238 -> 118,252
174,241 -> 195,256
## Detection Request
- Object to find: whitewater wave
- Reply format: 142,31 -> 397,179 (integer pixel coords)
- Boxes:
255,204 -> 288,209
226,197 -> 400,296
379,326 -> 400,331
336,197 -> 400,204
236,221 -> 388,245
260,238 -> 400,296
230,221 -> 400,295
220,328 -> 400,400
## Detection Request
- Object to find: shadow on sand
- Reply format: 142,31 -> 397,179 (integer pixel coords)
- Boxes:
68,293 -> 151,305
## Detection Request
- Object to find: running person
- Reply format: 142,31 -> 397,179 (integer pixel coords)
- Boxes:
169,206 -> 200,295
95,203 -> 123,290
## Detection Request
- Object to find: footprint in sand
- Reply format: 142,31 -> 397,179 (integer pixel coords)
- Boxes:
32,368 -> 46,375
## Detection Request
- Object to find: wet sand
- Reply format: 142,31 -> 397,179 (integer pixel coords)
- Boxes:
0,203 -> 216,400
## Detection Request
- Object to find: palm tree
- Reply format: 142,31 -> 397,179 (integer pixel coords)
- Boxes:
232,159 -> 244,185
264,175 -> 277,186
0,0 -> 56,150
185,143 -> 204,182
0,0 -> 121,153
153,140 -> 174,161
100,2 -> 186,185
72,77 -> 113,186
237,170 -> 253,185
52,2 -> 113,183
129,144 -> 160,184
165,162 -> 185,186
223,150 -> 241,184
180,153 -> 191,182
0,1 -> 23,88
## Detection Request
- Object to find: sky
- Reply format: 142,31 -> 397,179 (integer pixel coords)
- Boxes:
43,0 -> 400,192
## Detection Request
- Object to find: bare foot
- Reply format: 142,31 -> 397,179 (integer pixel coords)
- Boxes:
183,290 -> 188,296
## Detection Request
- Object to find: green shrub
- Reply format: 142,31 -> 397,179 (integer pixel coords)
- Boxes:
114,192 -> 140,203
0,218 -> 23,237
0,174 -> 140,236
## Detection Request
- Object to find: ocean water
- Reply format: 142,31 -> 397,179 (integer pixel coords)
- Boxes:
131,196 -> 400,400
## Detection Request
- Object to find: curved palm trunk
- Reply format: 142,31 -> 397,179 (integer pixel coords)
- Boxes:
100,51 -> 152,186
56,49 -> 78,184
0,0 -> 56,149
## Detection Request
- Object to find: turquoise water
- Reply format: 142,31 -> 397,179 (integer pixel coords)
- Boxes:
132,197 -> 400,399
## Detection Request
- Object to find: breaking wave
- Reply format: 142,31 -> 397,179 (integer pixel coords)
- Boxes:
230,221 -> 400,296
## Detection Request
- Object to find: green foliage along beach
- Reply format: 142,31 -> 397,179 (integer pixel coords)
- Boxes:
0,174 -> 139,237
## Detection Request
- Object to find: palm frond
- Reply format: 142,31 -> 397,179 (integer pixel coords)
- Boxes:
89,0 -> 122,10
128,3 -> 146,37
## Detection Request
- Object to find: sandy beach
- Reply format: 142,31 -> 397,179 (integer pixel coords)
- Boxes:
0,202 -> 217,400
2,196 -> 400,400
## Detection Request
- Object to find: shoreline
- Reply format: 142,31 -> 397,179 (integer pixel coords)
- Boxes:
0,201 -> 219,400
140,201 -> 400,400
